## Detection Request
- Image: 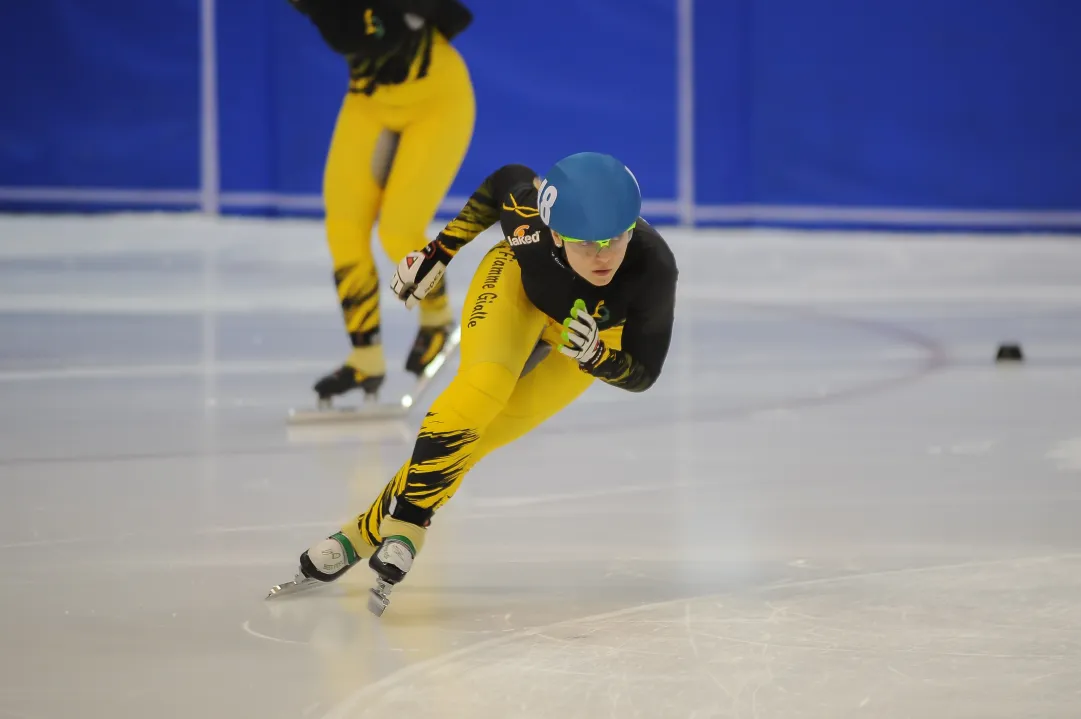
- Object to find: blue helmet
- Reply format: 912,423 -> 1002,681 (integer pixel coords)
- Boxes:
538,152 -> 642,242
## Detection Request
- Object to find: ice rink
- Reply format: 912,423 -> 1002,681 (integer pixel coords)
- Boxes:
2,213 -> 1080,718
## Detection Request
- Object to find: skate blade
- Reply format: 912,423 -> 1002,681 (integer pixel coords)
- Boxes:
266,576 -> 324,599
367,588 -> 390,616
367,576 -> 395,617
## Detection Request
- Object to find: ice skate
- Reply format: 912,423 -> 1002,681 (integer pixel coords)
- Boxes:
266,534 -> 361,599
314,364 -> 385,407
405,323 -> 455,376
364,516 -> 426,616
366,536 -> 416,616
287,364 -> 394,423
395,322 -> 462,409
288,325 -> 461,424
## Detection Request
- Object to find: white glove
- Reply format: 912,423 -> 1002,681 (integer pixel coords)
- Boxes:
391,240 -> 452,309
559,299 -> 604,366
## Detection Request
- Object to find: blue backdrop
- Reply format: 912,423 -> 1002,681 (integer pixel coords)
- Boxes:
2,0 -> 1080,227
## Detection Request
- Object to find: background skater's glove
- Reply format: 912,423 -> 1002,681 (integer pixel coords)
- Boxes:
391,240 -> 453,309
559,299 -> 606,368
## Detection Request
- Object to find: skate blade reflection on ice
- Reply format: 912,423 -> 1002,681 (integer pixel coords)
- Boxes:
287,396 -> 409,424
287,325 -> 461,425
286,420 -> 414,445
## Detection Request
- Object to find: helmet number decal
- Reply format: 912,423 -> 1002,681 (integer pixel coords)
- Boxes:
538,181 -> 558,225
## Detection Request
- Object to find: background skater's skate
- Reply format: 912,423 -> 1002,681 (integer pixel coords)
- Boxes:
314,365 -> 385,408
405,323 -> 455,376
287,324 -> 461,424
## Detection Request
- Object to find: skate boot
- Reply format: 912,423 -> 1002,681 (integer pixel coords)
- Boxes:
405,324 -> 454,377
366,516 -> 426,616
266,533 -> 362,599
312,365 -> 385,409
312,335 -> 387,410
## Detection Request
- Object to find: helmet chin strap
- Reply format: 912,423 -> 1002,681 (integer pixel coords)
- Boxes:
547,231 -> 573,272
553,243 -> 570,268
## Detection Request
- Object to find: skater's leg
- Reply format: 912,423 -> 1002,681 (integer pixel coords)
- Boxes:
315,91 -> 393,399
354,323 -> 622,611
459,325 -> 625,471
406,320 -> 624,492
351,302 -> 623,547
376,38 -> 475,371
348,242 -> 545,547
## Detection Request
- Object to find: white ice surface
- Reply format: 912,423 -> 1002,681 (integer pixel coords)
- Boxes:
1,214 -> 1081,718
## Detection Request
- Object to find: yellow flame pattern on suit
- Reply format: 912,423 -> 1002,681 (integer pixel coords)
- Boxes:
334,264 -> 381,342
438,181 -> 501,254
322,30 -> 474,344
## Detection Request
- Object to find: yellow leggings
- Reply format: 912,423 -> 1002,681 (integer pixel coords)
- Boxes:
338,242 -> 623,552
323,33 -> 475,355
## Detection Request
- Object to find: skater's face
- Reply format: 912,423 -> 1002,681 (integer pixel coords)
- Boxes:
552,228 -> 631,287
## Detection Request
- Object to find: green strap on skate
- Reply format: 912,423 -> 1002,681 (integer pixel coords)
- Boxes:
377,516 -> 427,555
331,532 -> 360,565
384,535 -> 417,555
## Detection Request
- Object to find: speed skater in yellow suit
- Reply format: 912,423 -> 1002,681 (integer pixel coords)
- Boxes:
287,0 -> 477,402
268,152 -> 679,614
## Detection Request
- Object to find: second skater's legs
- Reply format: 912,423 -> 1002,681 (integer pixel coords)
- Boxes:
315,90 -> 389,404
376,36 -> 475,377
